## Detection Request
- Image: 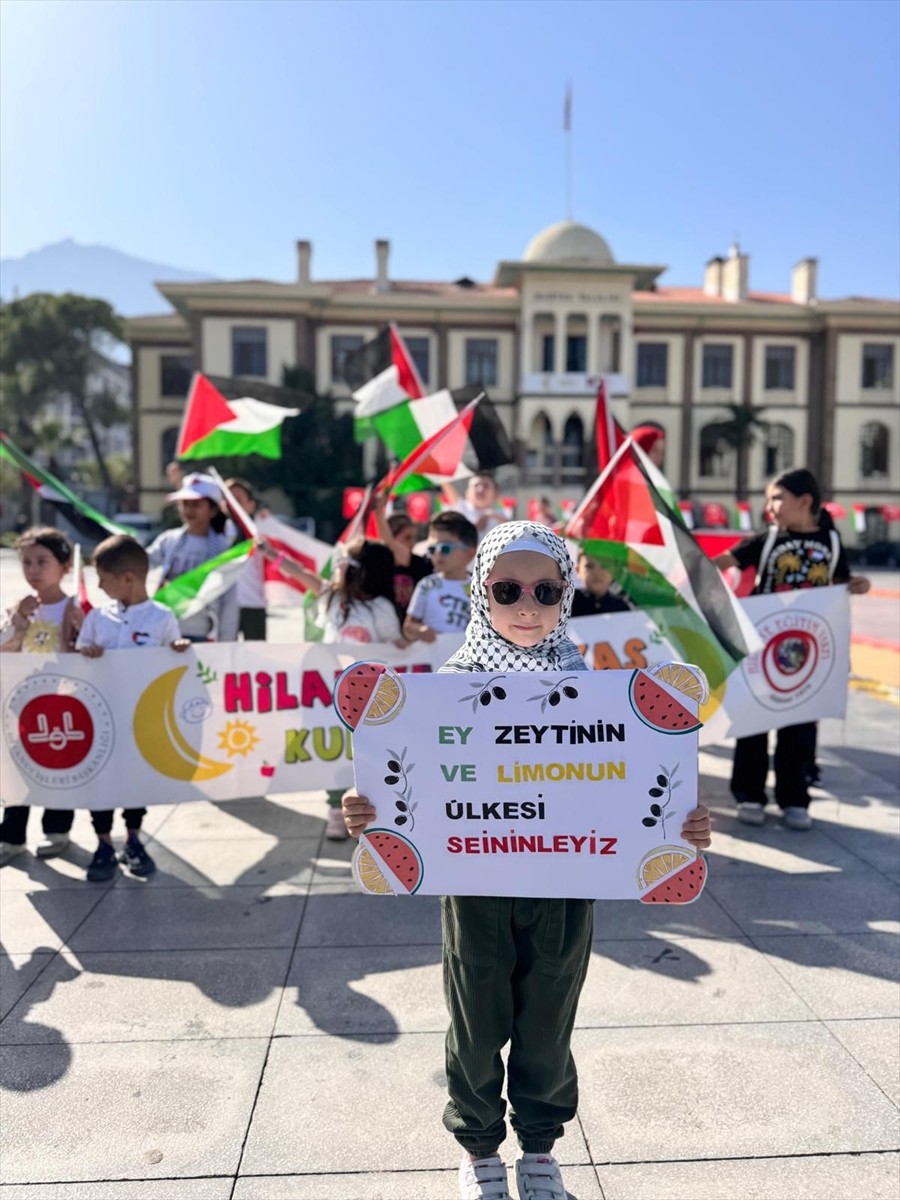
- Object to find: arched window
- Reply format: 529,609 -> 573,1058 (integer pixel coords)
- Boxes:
160,427 -> 179,477
699,423 -> 733,479
526,413 -> 553,471
860,421 -> 890,478
561,415 -> 584,469
764,424 -> 795,476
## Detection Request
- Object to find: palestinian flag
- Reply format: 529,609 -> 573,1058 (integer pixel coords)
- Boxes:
381,393 -> 482,495
254,513 -> 334,607
566,439 -> 760,692
361,382 -> 514,481
154,541 -> 252,624
346,326 -> 426,442
177,374 -> 299,461
0,433 -> 132,543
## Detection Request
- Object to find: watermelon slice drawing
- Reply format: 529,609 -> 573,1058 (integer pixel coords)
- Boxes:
334,661 -> 406,730
628,668 -> 702,735
353,828 -> 424,895
639,855 -> 707,905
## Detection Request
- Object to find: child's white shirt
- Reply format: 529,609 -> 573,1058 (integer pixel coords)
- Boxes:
76,599 -> 181,651
407,574 -> 472,633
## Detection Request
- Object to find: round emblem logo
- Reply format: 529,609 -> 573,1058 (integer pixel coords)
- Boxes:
740,609 -> 835,711
3,674 -> 115,788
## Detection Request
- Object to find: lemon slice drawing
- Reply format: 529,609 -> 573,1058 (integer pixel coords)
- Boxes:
364,671 -> 406,725
648,661 -> 709,705
637,845 -> 693,890
355,846 -> 395,894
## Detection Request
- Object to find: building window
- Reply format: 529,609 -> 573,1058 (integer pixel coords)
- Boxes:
160,354 -> 193,397
699,423 -> 732,478
160,426 -> 179,476
860,421 -> 890,478
330,334 -> 365,384
764,345 -> 796,390
542,335 -> 555,372
404,336 -> 430,387
701,344 -> 733,389
861,344 -> 894,389
526,413 -> 553,470
765,423 -> 795,475
232,327 -> 267,377
465,338 -> 498,387
636,343 -> 668,388
561,415 -> 584,469
565,335 -> 586,373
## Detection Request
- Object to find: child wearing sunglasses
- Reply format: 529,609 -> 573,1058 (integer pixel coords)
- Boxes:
343,521 -> 712,1200
403,512 -> 478,644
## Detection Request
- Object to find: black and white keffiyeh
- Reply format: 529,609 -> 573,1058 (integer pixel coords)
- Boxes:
443,520 -> 584,673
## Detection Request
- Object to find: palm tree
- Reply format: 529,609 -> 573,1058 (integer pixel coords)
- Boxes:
712,404 -> 769,501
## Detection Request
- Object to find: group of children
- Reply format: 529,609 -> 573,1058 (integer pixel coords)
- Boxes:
0,459 -> 871,1198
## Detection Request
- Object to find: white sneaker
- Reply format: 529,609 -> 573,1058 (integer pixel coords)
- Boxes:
459,1154 -> 511,1200
782,806 -> 813,831
0,842 -> 28,867
737,802 -> 766,826
515,1152 -> 567,1200
36,833 -> 70,858
324,806 -> 349,840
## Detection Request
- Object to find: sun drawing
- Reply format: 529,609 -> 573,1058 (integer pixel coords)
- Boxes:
216,719 -> 261,758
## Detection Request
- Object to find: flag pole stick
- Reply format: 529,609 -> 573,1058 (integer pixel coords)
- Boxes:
208,466 -> 258,540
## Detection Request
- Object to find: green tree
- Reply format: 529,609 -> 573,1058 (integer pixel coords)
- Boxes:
0,292 -> 124,488
710,403 -> 769,501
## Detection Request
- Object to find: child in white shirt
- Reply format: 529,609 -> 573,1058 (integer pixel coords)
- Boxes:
404,512 -> 478,643
77,534 -> 189,882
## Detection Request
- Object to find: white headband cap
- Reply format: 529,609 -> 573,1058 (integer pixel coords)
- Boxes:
494,535 -> 558,560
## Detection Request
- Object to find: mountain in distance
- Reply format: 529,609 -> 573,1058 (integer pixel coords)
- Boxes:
0,238 -> 218,316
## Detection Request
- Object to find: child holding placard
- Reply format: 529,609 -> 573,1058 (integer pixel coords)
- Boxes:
343,521 -> 712,1200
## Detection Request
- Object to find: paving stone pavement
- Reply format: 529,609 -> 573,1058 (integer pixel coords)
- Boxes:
1,688 -> 898,1200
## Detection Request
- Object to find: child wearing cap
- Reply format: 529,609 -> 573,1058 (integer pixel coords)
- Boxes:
343,521 -> 712,1200
146,472 -> 239,642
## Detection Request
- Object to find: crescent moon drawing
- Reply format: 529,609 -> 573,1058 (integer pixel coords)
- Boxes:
133,666 -> 233,782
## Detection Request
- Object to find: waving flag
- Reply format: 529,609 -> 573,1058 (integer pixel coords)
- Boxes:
0,433 -> 132,544
254,513 -> 334,607
177,374 -> 299,461
346,326 -> 426,443
567,439 -> 759,691
595,378 -> 626,472
154,542 -> 252,622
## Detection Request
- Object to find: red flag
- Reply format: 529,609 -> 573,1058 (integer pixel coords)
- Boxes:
342,487 -> 366,519
594,378 -> 626,472
390,325 -> 426,400
565,439 -> 664,546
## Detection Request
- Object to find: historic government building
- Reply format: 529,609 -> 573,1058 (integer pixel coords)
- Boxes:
125,221 -> 900,545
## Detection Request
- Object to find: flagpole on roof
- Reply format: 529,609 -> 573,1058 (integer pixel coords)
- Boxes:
564,82 -> 573,220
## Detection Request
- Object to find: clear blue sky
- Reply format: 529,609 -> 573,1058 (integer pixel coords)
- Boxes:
1,0 -> 898,298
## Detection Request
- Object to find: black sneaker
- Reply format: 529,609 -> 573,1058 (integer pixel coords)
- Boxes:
86,841 -> 119,882
120,836 -> 156,877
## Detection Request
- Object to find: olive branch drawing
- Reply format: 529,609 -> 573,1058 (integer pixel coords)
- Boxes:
384,746 -> 416,831
641,762 -> 682,838
460,676 -> 508,712
527,675 -> 579,713
196,661 -> 217,685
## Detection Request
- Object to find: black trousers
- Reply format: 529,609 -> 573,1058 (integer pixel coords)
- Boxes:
90,808 -> 147,836
239,607 -> 267,641
0,806 -> 74,845
731,722 -> 816,810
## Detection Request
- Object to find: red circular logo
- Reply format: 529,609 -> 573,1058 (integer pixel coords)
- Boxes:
18,695 -> 95,769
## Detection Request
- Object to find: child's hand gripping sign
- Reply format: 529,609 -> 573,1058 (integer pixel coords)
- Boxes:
334,659 -> 710,902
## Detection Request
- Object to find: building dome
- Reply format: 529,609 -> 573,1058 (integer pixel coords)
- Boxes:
523,220 -> 615,267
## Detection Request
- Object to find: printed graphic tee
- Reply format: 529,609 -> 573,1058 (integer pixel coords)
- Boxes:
407,575 -> 472,634
731,529 -> 849,594
20,597 -> 71,653
317,593 -> 402,644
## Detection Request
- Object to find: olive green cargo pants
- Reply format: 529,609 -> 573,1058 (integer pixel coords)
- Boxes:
441,894 -> 594,1157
